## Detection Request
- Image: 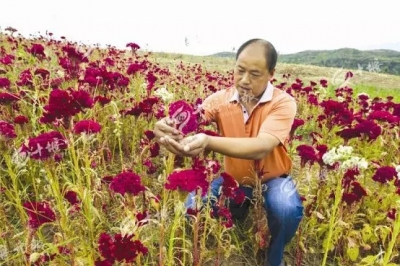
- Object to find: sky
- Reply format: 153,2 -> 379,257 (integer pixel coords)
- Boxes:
1,0 -> 400,55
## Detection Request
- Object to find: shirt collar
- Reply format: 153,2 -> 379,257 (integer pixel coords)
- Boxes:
229,81 -> 274,103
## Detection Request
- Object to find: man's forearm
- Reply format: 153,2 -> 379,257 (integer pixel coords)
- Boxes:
206,136 -> 269,160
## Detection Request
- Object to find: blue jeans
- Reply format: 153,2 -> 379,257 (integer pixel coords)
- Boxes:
185,176 -> 304,266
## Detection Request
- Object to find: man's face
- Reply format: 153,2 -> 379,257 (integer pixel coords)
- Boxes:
233,43 -> 274,104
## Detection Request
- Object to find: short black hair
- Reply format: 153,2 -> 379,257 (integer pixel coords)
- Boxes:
235,38 -> 277,74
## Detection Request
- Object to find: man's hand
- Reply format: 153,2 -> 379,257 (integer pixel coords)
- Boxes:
153,117 -> 185,155
164,133 -> 210,157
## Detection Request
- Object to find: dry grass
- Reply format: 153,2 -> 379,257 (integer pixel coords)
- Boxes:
146,52 -> 400,91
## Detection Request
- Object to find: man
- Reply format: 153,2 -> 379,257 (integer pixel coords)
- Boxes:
153,38 -> 304,266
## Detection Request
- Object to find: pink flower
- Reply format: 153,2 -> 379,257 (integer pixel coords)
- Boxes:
23,201 -> 56,230
73,120 -> 101,134
109,171 -> 146,196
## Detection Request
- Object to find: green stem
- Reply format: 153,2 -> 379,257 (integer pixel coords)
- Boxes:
321,173 -> 343,266
382,207 -> 400,265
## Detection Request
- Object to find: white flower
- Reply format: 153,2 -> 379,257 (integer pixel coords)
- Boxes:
337,145 -> 353,157
340,157 -> 368,171
395,165 -> 400,173
337,96 -> 344,102
154,87 -> 174,103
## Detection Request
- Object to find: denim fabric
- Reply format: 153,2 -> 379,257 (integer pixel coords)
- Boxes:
185,176 -> 304,266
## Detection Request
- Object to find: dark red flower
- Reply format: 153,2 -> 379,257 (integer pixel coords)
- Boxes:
320,79 -> 328,88
64,190 -> 80,205
291,118 -> 305,134
387,208 -> 396,220
0,121 -> 17,139
23,201 -> 56,230
16,69 -> 33,87
165,169 -> 208,196
14,115 -> 29,125
372,166 -> 397,184
126,43 -> 140,51
0,92 -> 20,105
19,131 -> 68,160
109,171 -> 146,196
0,77 -> 11,89
94,96 -> 111,106
296,144 -> 319,168
29,44 -> 46,58
73,120 -> 101,134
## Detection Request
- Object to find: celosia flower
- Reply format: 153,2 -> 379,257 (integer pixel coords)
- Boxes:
14,115 -> 28,125
19,131 -> 68,160
23,201 -> 56,230
165,169 -> 208,196
0,77 -> 11,89
97,232 -> 148,264
169,100 -> 198,135
372,166 -> 397,184
29,44 -> 46,58
64,190 -> 80,205
109,171 -> 145,196
16,69 -> 33,87
0,121 -> 17,139
73,120 -> 101,134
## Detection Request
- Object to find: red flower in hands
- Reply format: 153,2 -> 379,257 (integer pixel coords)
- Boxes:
169,100 -> 198,135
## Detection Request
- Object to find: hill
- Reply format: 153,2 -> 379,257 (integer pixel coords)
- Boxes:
210,48 -> 400,76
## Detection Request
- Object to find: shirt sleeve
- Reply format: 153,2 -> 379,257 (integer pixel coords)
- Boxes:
259,93 -> 297,144
200,91 -> 225,123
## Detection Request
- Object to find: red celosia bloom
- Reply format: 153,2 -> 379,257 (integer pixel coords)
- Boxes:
320,79 -> 328,88
0,77 -> 11,89
368,110 -> 398,124
0,54 -> 15,65
169,100 -> 198,135
19,131 -> 68,160
387,208 -> 396,220
23,201 -> 56,230
165,169 -> 209,196
62,45 -> 89,63
143,159 -> 157,174
0,121 -> 17,139
16,69 -> 33,87
34,68 -> 50,80
342,181 -> 367,205
13,115 -> 28,125
296,144 -> 319,167
221,172 -> 238,198
73,120 -> 102,134
29,44 -> 46,58
320,99 -> 345,117
354,119 -> 381,141
308,94 -> 319,106
144,130 -> 155,140
290,118 -> 305,134
94,96 -> 111,106
372,166 -> 397,184
393,104 -> 400,117
345,71 -> 353,80
109,171 -> 146,196
149,143 -> 160,157
97,232 -> 148,264
126,43 -> 140,51
64,190 -> 80,205
0,92 -> 19,104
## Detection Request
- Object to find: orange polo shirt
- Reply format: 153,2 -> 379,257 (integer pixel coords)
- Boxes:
201,82 -> 296,186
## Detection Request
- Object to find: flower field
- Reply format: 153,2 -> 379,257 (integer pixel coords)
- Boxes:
0,30 -> 400,266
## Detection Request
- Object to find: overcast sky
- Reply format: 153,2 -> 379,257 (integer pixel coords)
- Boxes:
1,0 -> 399,55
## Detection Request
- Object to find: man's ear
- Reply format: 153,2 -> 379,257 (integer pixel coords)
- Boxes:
269,68 -> 276,77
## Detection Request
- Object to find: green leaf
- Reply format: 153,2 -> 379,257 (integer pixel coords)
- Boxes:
362,224 -> 373,242
347,246 -> 359,262
359,255 -> 378,266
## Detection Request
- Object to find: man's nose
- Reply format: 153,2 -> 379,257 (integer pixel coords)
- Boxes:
241,72 -> 250,84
